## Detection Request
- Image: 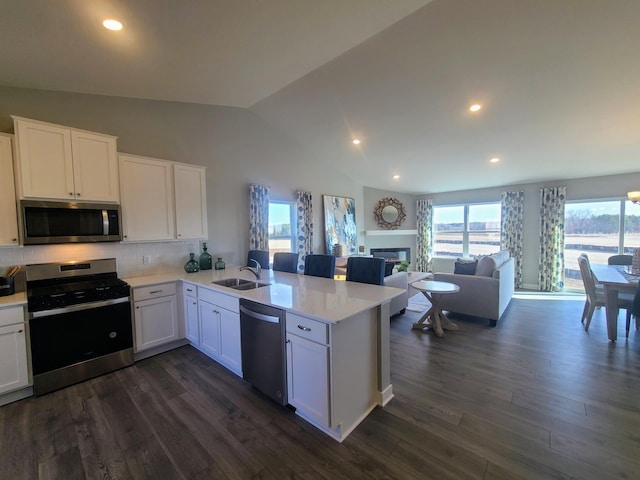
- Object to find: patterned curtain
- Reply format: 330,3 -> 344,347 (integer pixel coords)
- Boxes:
539,186 -> 566,292
249,184 -> 270,250
296,191 -> 313,273
501,190 -> 524,288
416,198 -> 433,272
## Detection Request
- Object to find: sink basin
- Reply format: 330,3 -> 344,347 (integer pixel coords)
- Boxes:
211,278 -> 270,290
231,281 -> 270,290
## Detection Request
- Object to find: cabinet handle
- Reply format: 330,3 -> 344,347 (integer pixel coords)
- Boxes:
149,290 -> 162,294
298,325 -> 311,332
77,192 -> 81,197
11,238 -> 17,242
69,192 -> 73,196
186,288 -> 193,292
18,329 -> 23,333
192,301 -> 196,305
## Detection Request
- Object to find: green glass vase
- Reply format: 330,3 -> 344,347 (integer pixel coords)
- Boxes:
184,253 -> 200,273
199,242 -> 212,270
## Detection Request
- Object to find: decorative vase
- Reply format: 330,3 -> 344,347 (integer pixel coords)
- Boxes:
184,253 -> 200,273
199,242 -> 212,270
633,248 -> 640,275
214,257 -> 226,270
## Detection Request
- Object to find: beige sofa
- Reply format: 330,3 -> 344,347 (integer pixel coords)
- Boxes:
384,271 -> 409,316
433,250 -> 514,326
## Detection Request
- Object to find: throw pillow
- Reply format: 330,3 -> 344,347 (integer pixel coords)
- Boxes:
454,260 -> 477,275
475,255 -> 497,277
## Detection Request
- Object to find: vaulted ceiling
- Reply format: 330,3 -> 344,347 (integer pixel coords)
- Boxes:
2,0 -> 639,194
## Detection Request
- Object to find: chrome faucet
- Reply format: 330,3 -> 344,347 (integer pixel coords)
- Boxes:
239,259 -> 261,280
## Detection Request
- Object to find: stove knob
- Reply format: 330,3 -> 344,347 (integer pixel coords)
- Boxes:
109,332 -> 117,339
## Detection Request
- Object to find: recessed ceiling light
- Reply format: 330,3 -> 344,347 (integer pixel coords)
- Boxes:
102,19 -> 123,31
352,138 -> 361,145
392,174 -> 400,180
469,104 -> 482,112
489,157 -> 500,163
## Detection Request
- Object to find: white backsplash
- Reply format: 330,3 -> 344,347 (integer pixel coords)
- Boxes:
0,241 -> 201,278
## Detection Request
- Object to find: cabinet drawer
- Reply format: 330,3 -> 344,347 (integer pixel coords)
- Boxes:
0,306 -> 25,328
133,282 -> 177,301
286,313 -> 329,345
198,287 -> 238,313
182,282 -> 197,298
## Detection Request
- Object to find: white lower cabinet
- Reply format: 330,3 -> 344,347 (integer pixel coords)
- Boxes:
286,313 -> 331,428
133,283 -> 179,352
197,287 -> 242,376
182,283 -> 199,345
0,306 -> 29,395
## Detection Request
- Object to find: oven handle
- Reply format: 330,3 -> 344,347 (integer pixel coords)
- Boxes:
29,296 -> 130,319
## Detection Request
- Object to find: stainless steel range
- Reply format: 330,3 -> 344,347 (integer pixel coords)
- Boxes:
26,258 -> 133,396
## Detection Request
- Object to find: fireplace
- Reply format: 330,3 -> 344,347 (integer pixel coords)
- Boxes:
370,247 -> 410,265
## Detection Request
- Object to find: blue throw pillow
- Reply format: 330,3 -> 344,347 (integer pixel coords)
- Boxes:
454,260 -> 477,275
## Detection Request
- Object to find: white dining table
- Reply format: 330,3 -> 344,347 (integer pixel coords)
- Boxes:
590,264 -> 639,342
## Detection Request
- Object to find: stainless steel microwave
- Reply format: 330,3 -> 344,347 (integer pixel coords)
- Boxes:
21,200 -> 122,245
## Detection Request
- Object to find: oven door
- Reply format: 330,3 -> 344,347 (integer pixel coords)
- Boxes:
29,301 -> 133,393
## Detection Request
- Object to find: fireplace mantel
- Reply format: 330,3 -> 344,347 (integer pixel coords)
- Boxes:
365,230 -> 417,236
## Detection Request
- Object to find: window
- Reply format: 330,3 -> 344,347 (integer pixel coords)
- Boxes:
268,201 -> 296,264
564,199 -> 640,290
433,203 -> 501,258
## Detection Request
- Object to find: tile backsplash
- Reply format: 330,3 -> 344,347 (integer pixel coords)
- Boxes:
0,241 -> 200,278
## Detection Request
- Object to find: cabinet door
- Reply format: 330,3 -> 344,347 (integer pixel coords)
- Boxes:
134,295 -> 179,352
184,295 -> 199,345
13,117 -> 74,200
119,154 -> 175,241
218,308 -> 242,375
0,135 -> 19,246
286,333 -> 330,427
198,300 -> 220,359
71,130 -> 119,202
0,323 -> 29,394
174,164 -> 207,240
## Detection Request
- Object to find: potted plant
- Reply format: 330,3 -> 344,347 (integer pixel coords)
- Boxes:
397,260 -> 410,272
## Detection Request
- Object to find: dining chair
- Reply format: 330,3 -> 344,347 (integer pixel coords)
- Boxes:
346,257 -> 385,286
629,282 -> 640,337
608,254 -> 633,266
272,252 -> 299,273
303,254 -> 336,278
247,250 -> 270,270
578,253 -> 633,332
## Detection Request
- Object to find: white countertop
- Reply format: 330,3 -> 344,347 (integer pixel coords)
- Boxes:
124,266 -> 404,324
0,291 -> 27,308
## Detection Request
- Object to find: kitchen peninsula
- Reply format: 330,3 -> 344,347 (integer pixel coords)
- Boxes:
125,266 -> 403,442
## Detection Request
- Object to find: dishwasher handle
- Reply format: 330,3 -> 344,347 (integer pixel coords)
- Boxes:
240,305 -> 281,324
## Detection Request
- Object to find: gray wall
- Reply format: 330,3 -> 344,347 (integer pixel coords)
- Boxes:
363,187 -> 417,268
0,86 -> 364,270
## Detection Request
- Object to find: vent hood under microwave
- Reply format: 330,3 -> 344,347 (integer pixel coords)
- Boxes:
21,200 -> 122,245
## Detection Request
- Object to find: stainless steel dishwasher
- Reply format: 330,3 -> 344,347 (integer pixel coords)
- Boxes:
239,299 -> 287,405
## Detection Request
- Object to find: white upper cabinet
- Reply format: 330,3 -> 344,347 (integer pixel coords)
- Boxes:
12,116 -> 119,203
0,134 -> 19,246
174,163 -> 207,240
119,153 -> 207,242
119,153 -> 175,242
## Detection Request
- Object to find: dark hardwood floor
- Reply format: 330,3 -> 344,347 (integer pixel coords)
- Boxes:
2,293 -> 640,479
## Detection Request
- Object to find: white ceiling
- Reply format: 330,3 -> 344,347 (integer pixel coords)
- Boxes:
2,0 -> 639,194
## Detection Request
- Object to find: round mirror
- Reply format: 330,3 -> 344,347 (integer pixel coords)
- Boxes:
381,205 -> 399,223
374,198 -> 406,230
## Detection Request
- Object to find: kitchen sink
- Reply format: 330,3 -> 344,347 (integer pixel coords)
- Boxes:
211,278 -> 270,290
